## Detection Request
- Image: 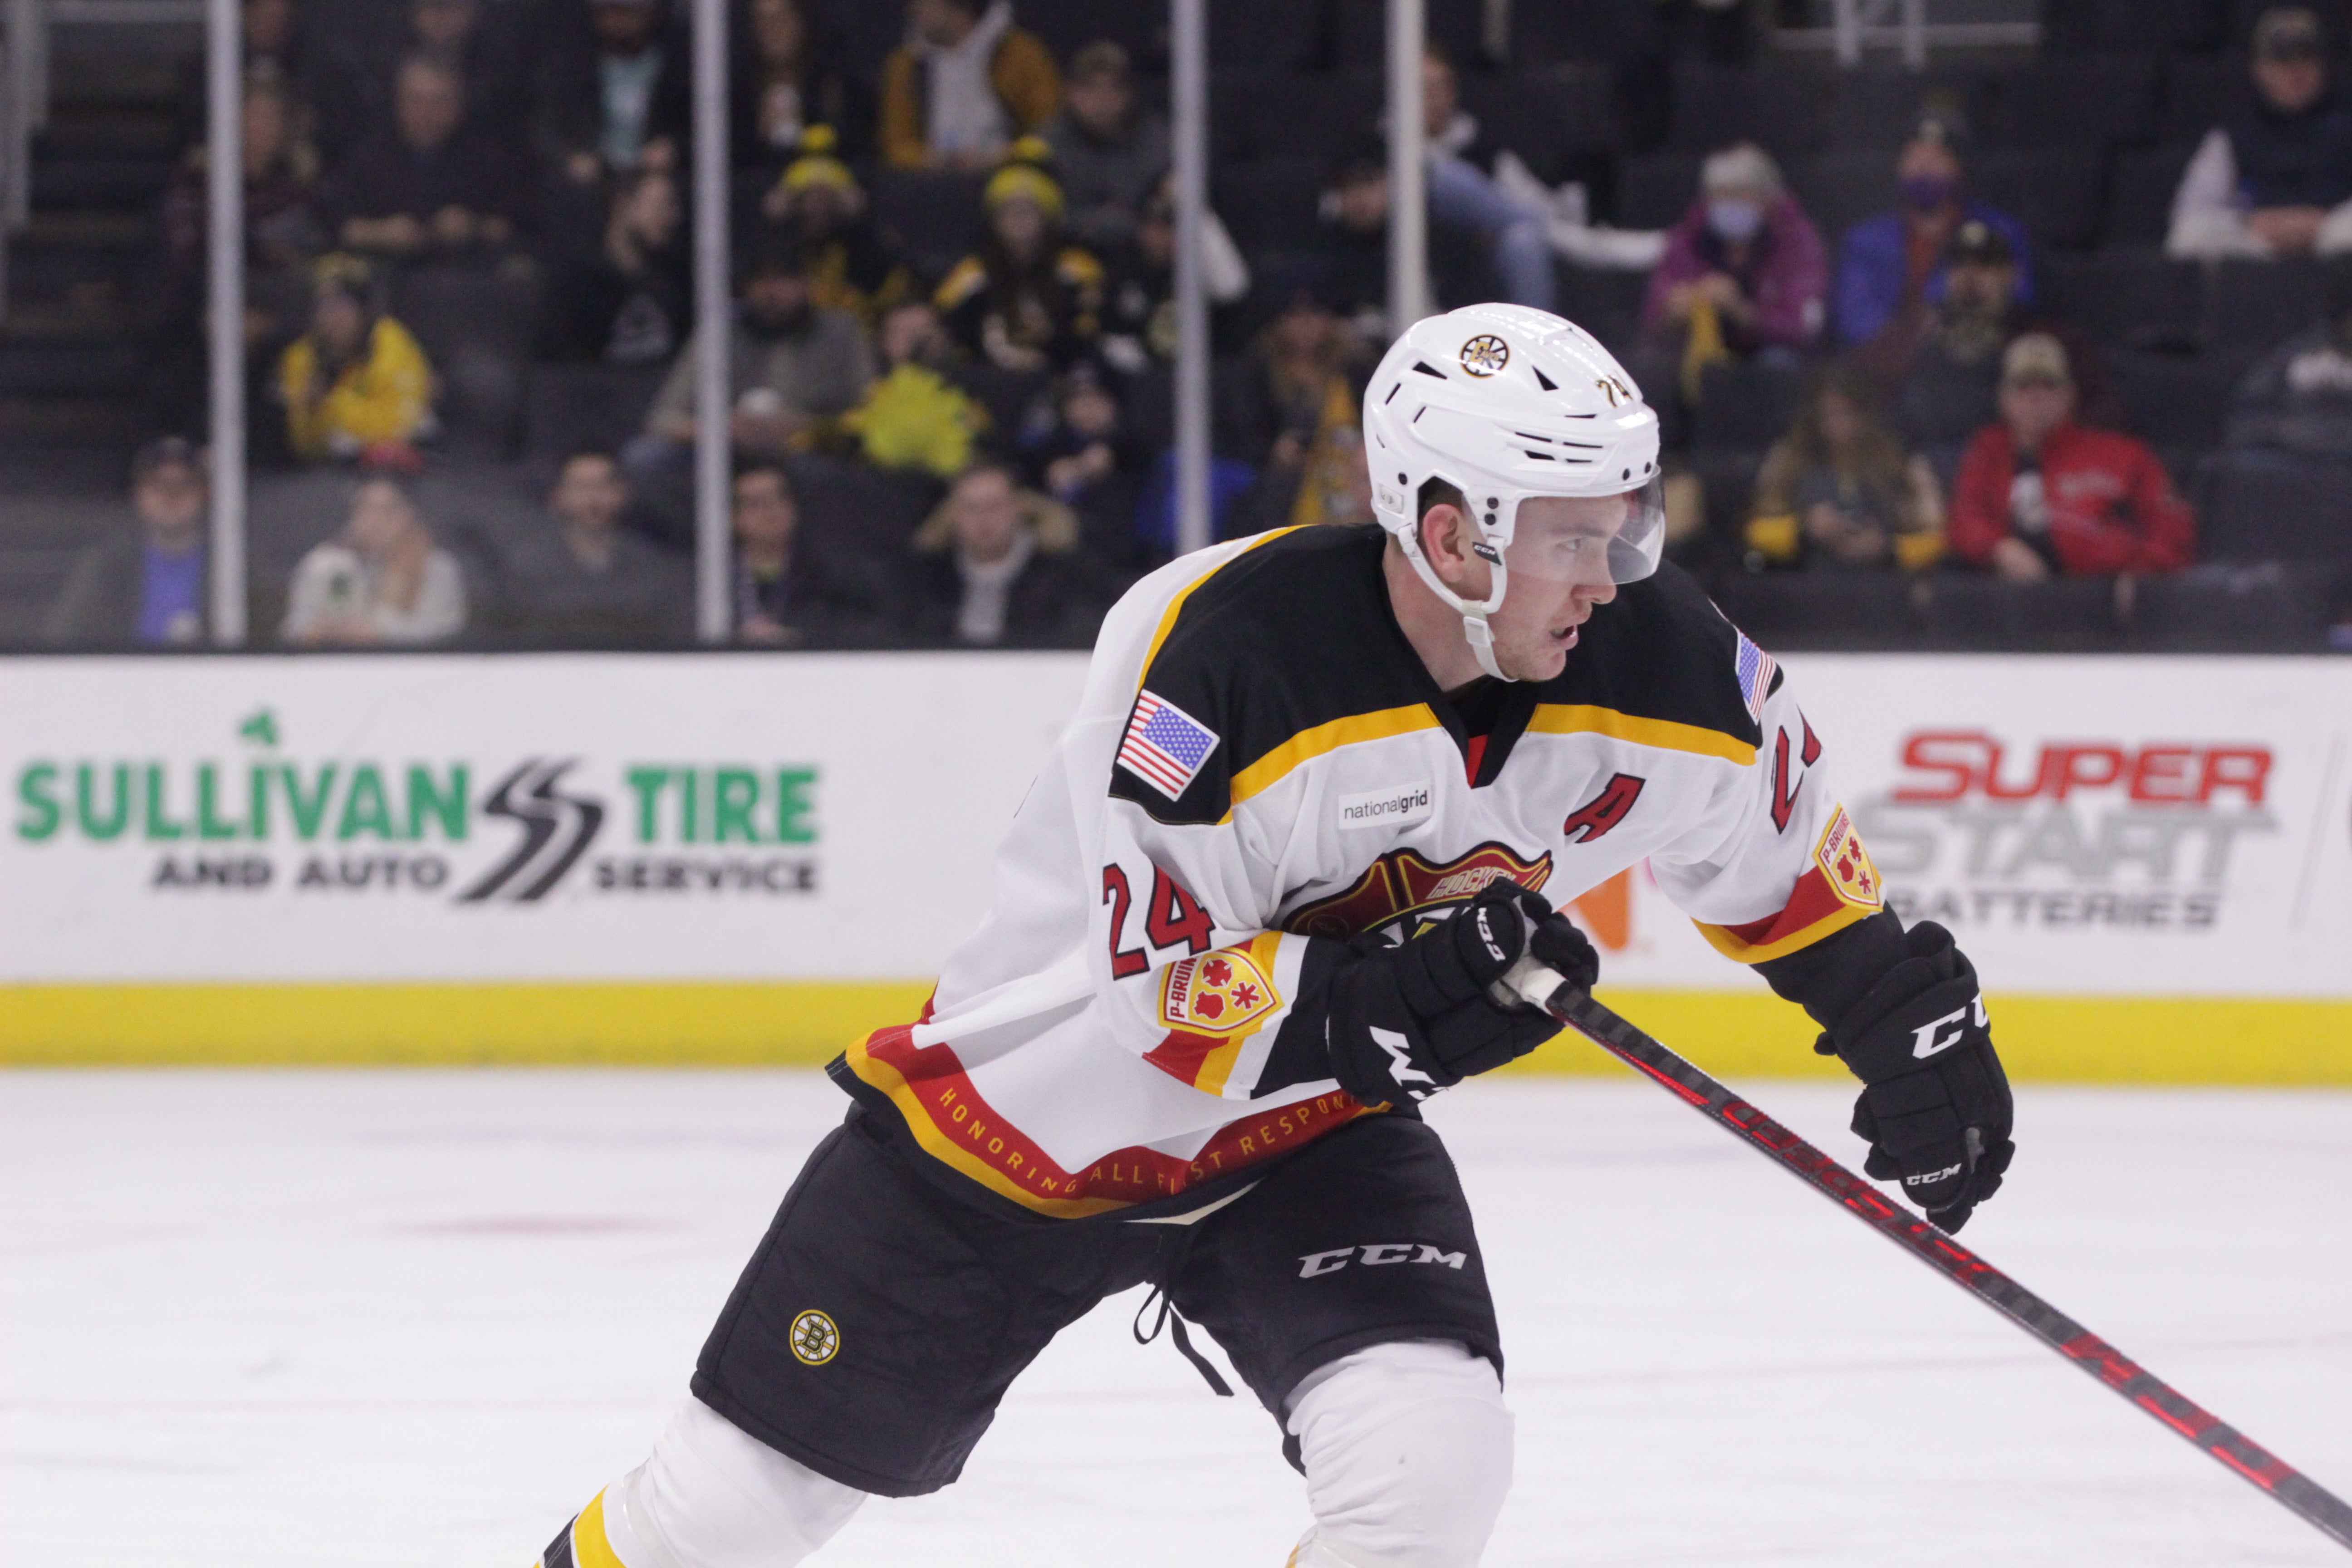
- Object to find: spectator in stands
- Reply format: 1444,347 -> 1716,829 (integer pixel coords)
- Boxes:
497,451 -> 687,645
540,0 -> 690,188
1949,334 -> 2196,580
1419,44 -> 1555,313
281,474 -> 468,644
1225,279 -> 1372,531
1834,113 -> 2032,346
1746,368 -> 1945,572
2227,252 -> 2352,455
326,53 -> 527,257
163,74 -> 323,330
1097,175 -> 1250,381
44,438 -> 213,648
393,0 -> 534,146
879,0 -> 1061,172
276,255 -> 435,464
1856,218 -> 2121,466
1019,360 -> 1148,564
936,144 -> 1105,372
1039,42 -> 1167,253
731,460 -> 874,645
1640,143 -> 1828,403
733,0 -> 865,176
1314,149 -> 1400,347
547,166 -> 691,363
2170,6 -> 2352,260
836,299 -> 990,479
899,459 -> 1100,646
629,234 -> 872,494
759,129 -> 915,328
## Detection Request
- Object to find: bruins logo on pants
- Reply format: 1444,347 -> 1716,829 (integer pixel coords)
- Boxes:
789,1309 -> 840,1365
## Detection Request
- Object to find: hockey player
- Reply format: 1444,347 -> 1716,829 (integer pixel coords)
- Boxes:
536,304 -> 2014,1568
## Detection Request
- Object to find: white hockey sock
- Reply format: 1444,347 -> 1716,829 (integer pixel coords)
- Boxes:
1282,1340 -> 1514,1568
586,1398 -> 867,1568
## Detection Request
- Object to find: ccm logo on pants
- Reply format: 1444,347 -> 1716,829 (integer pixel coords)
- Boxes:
1298,1243 -> 1469,1278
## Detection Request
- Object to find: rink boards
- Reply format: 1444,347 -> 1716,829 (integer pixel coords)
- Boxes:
3,651 -> 2348,1080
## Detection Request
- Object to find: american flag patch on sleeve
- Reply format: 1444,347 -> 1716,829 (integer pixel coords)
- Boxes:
1734,631 -> 1778,725
1117,690 -> 1221,800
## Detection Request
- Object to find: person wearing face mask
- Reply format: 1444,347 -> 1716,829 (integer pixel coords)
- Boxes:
1639,142 -> 1828,402
1833,113 -> 2032,346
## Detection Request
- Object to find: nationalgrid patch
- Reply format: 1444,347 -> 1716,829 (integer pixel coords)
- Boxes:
1733,631 -> 1778,725
1117,691 -> 1221,800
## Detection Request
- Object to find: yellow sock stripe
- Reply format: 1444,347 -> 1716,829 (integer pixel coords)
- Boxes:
572,1490 -> 627,1568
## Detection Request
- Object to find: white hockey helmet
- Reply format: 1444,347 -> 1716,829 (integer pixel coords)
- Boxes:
1362,304 -> 1666,680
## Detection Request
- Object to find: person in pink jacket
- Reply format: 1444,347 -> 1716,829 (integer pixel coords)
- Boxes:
1641,142 -> 1829,363
1949,333 -> 2198,579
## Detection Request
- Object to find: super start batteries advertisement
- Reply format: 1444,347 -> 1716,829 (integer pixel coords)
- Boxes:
2,652 -> 2348,996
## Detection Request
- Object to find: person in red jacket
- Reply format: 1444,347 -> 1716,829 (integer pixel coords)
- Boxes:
1949,333 -> 2198,579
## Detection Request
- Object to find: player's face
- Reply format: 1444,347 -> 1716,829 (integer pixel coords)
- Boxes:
1487,494 -> 1626,682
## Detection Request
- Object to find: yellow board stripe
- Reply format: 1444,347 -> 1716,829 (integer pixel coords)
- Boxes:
1226,704 -> 1446,814
1135,526 -> 1304,691
572,1490 -> 626,1568
0,980 -> 933,1065
1525,704 -> 1757,766
3,982 -> 2350,1084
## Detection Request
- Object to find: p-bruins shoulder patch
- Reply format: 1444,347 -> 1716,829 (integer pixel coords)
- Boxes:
1814,806 -> 1883,910
1161,949 -> 1281,1036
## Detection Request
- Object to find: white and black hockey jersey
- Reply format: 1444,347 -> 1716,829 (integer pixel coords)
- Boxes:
833,524 -> 1886,1220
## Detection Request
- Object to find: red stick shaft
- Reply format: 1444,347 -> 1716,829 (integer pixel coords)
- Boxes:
1545,986 -> 2352,1554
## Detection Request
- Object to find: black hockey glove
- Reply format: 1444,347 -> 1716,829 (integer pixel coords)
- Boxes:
1325,881 -> 1599,1105
1813,921 -> 2014,1233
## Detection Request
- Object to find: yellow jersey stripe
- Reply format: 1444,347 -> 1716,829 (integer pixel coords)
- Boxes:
1692,901 -> 1875,965
1526,703 -> 1756,766
1226,704 -> 1446,815
1136,527 -> 1307,692
572,1491 -> 627,1568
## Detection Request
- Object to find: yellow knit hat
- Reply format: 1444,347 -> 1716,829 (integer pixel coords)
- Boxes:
983,136 -> 1063,218
779,125 -> 859,196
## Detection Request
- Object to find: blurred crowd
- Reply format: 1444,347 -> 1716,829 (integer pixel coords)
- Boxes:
43,0 -> 2352,651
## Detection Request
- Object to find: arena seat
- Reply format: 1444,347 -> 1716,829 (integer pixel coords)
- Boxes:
1911,573 -> 2120,649
2210,257 -> 2328,360
524,362 -> 669,459
1216,159 -> 1328,253
1972,56 -> 2157,149
1209,0 -> 1323,68
1691,360 -> 1807,455
869,170 -> 987,283
1822,63 -> 1982,150
2156,54 -> 2250,144
1664,59 -> 1832,159
1715,570 -> 1921,647
2104,144 -> 2198,250
1968,148 -> 2105,251
2132,562 -> 2339,647
1786,149 -> 1894,245
390,263 -> 539,456
2038,250 -> 2203,349
2109,349 -> 2235,450
2198,448 -> 2352,562
1481,64 -> 1624,177
1613,150 -> 1702,230
1241,69 -> 1383,167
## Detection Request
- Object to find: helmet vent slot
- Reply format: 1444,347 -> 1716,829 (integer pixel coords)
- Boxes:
1383,382 -> 1403,404
1532,366 -> 1558,391
1411,361 -> 1449,380
1522,451 -> 1557,461
1514,431 -> 1555,443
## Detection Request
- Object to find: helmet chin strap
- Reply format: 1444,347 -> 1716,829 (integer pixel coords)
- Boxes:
1401,540 -> 1515,684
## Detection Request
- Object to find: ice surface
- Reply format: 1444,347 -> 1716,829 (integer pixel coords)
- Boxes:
3,1070 -> 2348,1567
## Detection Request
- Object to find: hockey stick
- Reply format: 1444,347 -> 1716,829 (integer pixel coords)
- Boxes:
1504,964 -> 2352,1555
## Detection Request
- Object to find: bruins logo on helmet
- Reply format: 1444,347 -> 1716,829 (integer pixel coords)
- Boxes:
1458,333 -> 1510,377
789,1309 -> 840,1366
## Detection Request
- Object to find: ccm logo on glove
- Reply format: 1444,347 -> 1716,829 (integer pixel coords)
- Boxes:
1911,995 -> 1989,1059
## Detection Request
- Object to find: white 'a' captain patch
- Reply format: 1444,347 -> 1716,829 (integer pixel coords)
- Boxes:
1118,690 -> 1221,799
1733,630 -> 1777,725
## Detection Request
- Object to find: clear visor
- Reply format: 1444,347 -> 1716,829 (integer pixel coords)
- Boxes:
1497,475 -> 1666,589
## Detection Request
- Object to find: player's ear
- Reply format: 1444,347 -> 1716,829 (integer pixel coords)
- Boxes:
1418,501 -> 1476,593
